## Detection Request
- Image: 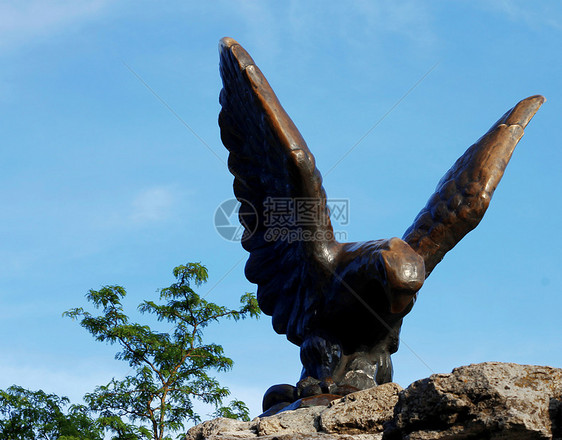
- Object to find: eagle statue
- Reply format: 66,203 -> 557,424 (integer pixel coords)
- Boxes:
217,37 -> 544,413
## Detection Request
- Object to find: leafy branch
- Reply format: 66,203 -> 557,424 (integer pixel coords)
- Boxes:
64,262 -> 260,440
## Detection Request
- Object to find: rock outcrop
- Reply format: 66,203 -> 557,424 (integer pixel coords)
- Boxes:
186,362 -> 562,440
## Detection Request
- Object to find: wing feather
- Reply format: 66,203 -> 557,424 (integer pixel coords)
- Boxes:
219,37 -> 339,344
403,95 -> 545,276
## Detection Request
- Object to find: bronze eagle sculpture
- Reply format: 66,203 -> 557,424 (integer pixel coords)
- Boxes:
218,37 -> 544,413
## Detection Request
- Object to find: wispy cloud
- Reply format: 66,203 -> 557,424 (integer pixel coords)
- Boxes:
350,0 -> 436,48
227,0 -> 436,60
0,357 -> 128,405
130,186 -> 176,224
0,249 -> 43,278
476,0 -> 562,31
0,0 -> 110,51
225,0 -> 283,57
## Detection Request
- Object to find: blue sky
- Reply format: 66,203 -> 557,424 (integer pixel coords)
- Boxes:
1,0 -> 561,422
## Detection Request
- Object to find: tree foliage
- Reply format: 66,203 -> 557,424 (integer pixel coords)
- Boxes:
212,400 -> 250,421
0,385 -> 102,440
64,262 -> 260,440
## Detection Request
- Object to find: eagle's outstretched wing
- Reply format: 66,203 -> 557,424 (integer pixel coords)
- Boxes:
218,37 -> 340,345
403,95 -> 545,277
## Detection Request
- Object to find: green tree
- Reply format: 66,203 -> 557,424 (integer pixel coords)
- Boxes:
64,262 -> 260,440
212,400 -> 250,421
0,385 -> 102,440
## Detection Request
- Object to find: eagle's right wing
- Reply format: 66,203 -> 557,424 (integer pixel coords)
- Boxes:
403,95 -> 545,277
218,37 -> 340,345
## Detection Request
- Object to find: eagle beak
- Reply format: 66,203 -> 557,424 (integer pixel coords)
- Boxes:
379,238 -> 425,314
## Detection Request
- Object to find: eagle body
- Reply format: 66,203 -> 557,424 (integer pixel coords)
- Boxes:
218,37 -> 544,413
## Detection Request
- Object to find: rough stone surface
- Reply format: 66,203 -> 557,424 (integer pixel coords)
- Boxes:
186,380 -> 399,439
185,362 -> 562,440
387,362 -> 562,440
186,417 -> 257,440
257,406 -> 324,436
320,383 -> 402,434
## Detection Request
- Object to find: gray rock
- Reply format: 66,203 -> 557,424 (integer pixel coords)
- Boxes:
387,362 -> 562,440
256,406 -> 324,436
321,383 -> 402,434
185,417 -> 257,440
186,362 -> 562,440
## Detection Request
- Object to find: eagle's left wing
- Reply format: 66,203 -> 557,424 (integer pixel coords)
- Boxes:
403,95 -> 545,277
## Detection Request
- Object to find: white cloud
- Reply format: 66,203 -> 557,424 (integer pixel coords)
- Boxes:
226,0 -> 283,57
351,0 -> 436,47
130,186 -> 176,224
0,0 -> 110,51
476,0 -> 562,31
222,0 -> 436,62
0,249 -> 43,278
0,356 -> 128,405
